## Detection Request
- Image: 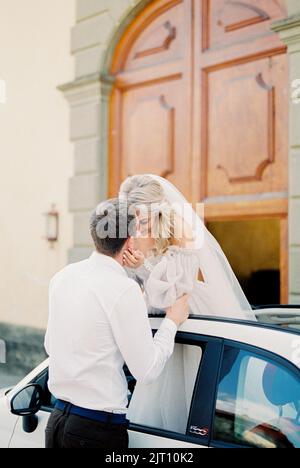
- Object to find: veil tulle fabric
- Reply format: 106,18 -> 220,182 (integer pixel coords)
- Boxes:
147,174 -> 256,321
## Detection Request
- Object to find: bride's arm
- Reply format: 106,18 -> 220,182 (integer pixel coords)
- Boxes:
123,249 -> 154,284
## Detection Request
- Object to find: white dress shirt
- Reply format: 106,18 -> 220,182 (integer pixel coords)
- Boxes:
45,252 -> 178,414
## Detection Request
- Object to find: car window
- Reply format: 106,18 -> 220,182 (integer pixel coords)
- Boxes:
213,346 -> 300,448
127,342 -> 203,435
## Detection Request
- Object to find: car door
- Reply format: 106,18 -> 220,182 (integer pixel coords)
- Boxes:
210,341 -> 300,449
9,369 -> 54,448
127,333 -> 223,448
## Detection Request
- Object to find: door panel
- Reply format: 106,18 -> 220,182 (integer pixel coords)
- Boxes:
206,54 -> 288,197
124,0 -> 185,72
122,81 -> 186,185
203,0 -> 287,51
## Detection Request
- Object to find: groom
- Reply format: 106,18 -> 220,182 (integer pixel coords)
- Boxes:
44,198 -> 189,449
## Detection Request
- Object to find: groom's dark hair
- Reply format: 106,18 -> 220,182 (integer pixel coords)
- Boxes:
90,198 -> 136,257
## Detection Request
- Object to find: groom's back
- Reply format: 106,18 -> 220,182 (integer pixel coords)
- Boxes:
45,252 -> 135,409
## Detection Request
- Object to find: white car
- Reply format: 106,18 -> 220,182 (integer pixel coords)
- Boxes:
1,307 -> 300,449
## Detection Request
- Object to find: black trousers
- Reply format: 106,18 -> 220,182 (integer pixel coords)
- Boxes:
45,408 -> 129,449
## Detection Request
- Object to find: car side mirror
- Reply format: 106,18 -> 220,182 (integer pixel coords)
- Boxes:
10,384 -> 43,416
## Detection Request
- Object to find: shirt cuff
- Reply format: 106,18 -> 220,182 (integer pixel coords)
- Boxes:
160,317 -> 178,336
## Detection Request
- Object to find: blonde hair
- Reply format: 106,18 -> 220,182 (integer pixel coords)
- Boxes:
120,175 -> 175,255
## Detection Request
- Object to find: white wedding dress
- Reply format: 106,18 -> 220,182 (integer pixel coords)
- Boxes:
127,245 -> 254,319
126,246 -> 254,432
122,175 -> 256,432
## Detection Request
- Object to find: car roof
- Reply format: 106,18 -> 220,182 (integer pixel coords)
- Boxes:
149,314 -> 300,369
190,314 -> 300,336
149,307 -> 300,337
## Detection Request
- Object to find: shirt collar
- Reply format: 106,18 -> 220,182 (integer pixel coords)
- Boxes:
89,251 -> 127,277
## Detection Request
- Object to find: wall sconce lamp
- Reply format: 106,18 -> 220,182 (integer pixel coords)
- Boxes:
44,205 -> 59,246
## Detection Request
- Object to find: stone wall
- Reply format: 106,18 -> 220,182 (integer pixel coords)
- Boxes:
273,2 -> 300,304
0,0 -> 75,329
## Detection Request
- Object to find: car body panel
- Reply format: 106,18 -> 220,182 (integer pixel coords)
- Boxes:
0,396 -> 18,448
128,430 -> 204,448
8,411 -> 49,449
1,314 -> 300,448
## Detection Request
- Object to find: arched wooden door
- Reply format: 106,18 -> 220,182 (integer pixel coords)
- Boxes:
109,0 -> 288,303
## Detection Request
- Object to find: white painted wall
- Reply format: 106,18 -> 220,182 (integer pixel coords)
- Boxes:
0,0 -> 76,329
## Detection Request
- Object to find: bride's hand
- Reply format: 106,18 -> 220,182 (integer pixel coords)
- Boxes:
123,249 -> 145,269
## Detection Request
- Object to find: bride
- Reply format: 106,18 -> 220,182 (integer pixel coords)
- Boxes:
120,174 -> 256,320
119,174 -> 256,432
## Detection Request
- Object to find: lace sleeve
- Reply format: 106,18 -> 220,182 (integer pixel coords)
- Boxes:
126,259 -> 154,284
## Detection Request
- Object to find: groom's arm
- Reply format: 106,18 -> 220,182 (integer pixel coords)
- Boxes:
110,282 -> 178,385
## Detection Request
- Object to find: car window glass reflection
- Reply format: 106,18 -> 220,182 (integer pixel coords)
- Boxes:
214,347 -> 300,448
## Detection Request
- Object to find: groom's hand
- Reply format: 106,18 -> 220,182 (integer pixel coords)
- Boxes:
166,294 -> 189,328
123,249 -> 145,269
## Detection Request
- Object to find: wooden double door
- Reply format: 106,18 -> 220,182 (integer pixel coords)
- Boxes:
109,0 -> 289,302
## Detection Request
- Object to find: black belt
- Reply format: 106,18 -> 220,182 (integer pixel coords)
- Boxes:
55,400 -> 129,426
